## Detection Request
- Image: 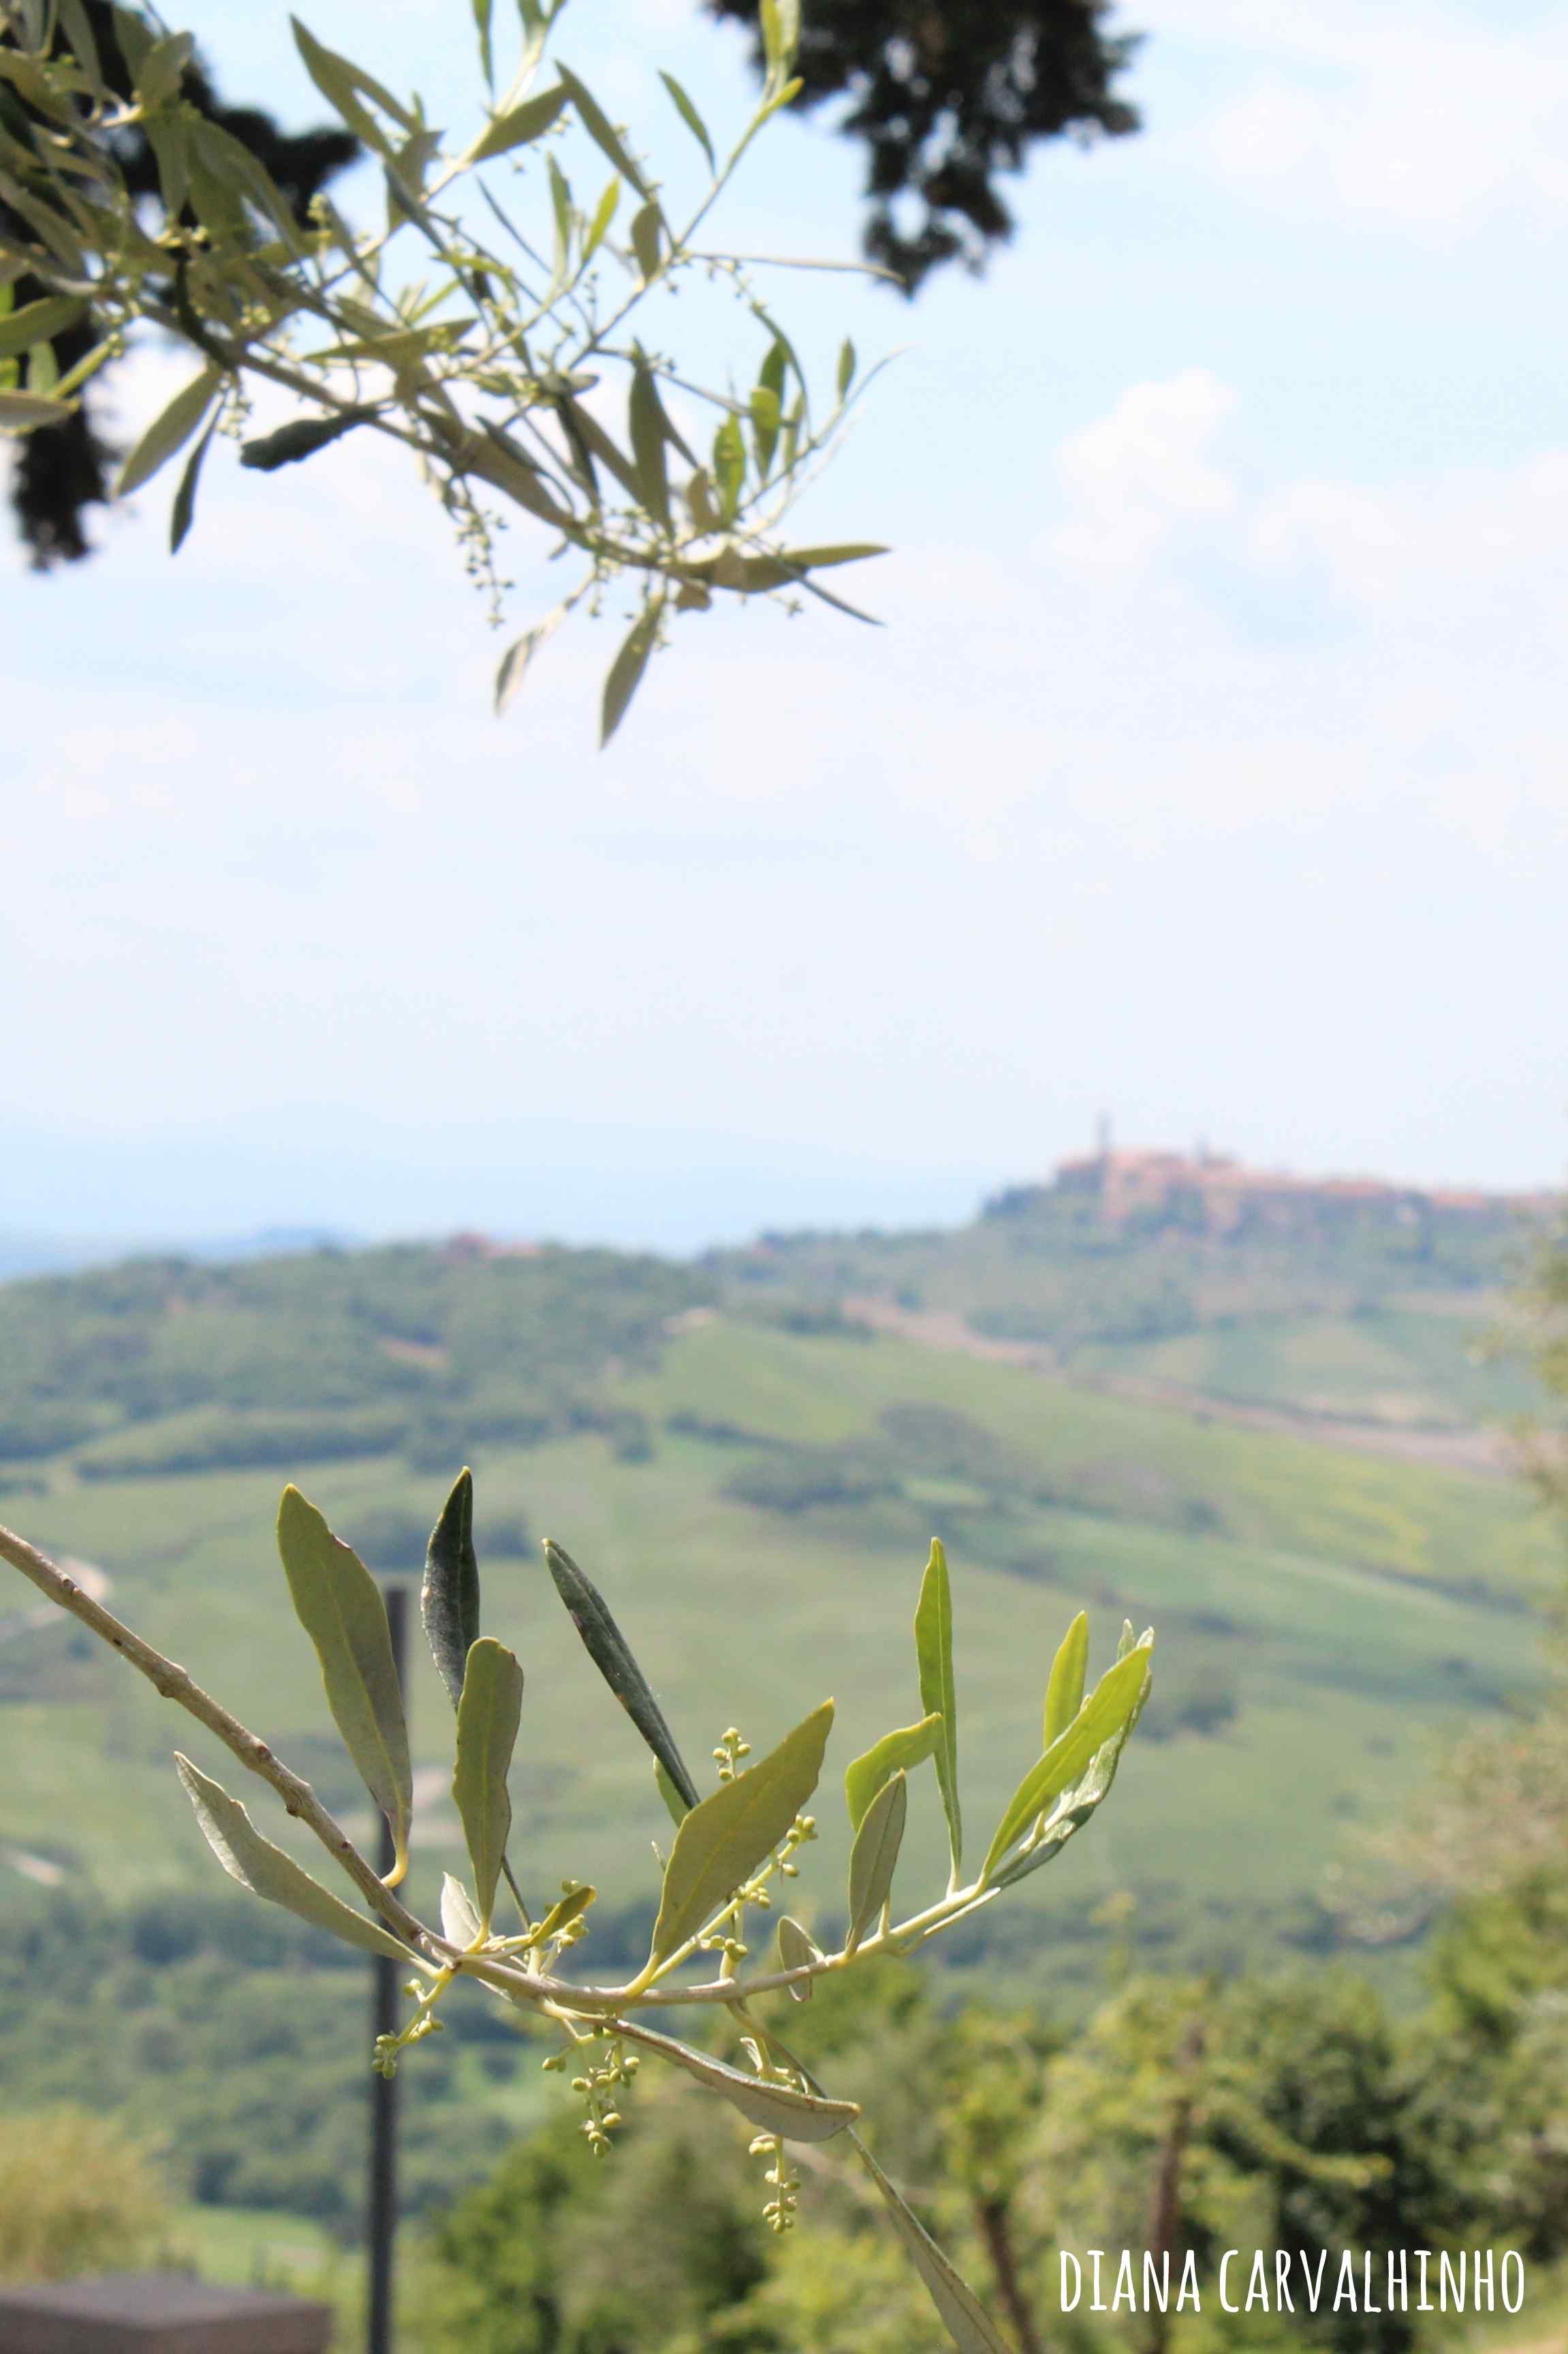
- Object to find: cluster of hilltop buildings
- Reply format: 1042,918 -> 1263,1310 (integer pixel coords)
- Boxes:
992,1129 -> 1556,1240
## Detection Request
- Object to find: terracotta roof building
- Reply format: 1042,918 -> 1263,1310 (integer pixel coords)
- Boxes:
1037,1135 -> 1552,1238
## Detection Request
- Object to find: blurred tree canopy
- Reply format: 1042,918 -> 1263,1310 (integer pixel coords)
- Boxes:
704,0 -> 1141,292
406,1949 -> 1563,2354
3,0 -> 1140,569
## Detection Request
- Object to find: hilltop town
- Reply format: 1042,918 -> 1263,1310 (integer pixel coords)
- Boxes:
986,1130 -> 1558,1240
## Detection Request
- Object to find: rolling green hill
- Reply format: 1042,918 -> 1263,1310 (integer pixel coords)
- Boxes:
704,1180 -> 1548,1439
0,1212 -> 1556,2003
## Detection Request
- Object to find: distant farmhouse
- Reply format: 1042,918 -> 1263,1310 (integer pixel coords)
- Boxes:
988,1127 -> 1557,1241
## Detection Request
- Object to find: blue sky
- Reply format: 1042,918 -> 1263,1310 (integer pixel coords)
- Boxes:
5,0 -> 1566,1255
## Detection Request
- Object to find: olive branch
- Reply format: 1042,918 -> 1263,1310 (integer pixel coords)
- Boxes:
0,0 -> 899,742
0,1473 -> 1153,2354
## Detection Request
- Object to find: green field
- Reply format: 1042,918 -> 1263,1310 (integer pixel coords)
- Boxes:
1067,1303 -> 1541,1429
2,1278 -> 1554,1994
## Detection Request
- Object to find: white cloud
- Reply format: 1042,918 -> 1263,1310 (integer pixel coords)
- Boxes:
1044,369 -> 1238,575
1157,0 -> 1568,234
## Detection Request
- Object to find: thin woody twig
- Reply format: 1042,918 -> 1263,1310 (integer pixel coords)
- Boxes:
0,1520 -> 428,1950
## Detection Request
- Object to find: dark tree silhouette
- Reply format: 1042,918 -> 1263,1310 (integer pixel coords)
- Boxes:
4,0 -> 1140,567
704,0 -> 1141,292
1,2 -> 356,571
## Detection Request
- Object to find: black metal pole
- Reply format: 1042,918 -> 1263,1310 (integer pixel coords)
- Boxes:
368,1582 -> 407,2354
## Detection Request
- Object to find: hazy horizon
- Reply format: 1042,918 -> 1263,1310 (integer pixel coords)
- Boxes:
3,1109 -> 1560,1274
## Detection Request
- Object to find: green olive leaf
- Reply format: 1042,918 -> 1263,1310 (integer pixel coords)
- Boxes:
629,200 -> 663,285
991,1736 -> 1125,1890
599,595 -> 663,749
58,0 -> 106,89
655,1757 -> 688,1827
0,295 -> 86,361
657,70 -> 715,170
175,1755 -> 413,1963
1001,1625 -> 1155,1887
533,1881 -> 595,1943
711,412 -> 745,523
1043,1609 -> 1089,1749
494,605 -> 569,714
546,152 -> 573,283
580,175 -> 620,268
543,1539 -> 699,1808
0,389 -> 78,430
775,542 -> 890,571
983,1637 -> 1153,1880
452,1636 -> 524,1930
845,1766 -> 906,1951
472,425 -> 576,529
169,410 -> 219,554
114,364 -> 221,497
550,390 -> 642,502
617,2017 -> 858,2141
777,1913 -> 821,2000
749,381 -> 780,478
134,30 -> 193,110
110,7 -> 155,79
289,18 -> 412,152
685,467 -> 720,532
628,359 -> 670,527
440,1871 -> 483,1947
188,119 -> 307,250
844,1710 -> 942,1831
421,1466 -> 481,1709
913,1539 -> 960,1878
554,63 -> 653,199
471,0 -> 495,82
648,1701 -> 833,1965
276,1486 -> 413,1878
468,80 -> 569,161
849,2129 -> 1014,2353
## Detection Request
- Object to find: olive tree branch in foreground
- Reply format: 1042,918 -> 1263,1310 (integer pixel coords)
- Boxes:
1,1473 -> 1153,2354
0,1518 -> 426,1946
0,0 -> 903,742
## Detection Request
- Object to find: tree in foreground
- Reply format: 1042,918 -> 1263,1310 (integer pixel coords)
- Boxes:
1,0 -> 893,740
2,0 -> 1140,569
0,1477 -> 1154,2354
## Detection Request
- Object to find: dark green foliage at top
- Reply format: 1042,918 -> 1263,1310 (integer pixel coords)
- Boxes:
3,0 -> 358,569
703,0 -> 1142,294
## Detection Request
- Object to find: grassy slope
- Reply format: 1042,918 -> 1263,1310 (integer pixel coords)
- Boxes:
1,1312 -> 1552,1995
1070,1303 -> 1543,1428
714,1202 -> 1548,1432
625,1319 -> 1548,1596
